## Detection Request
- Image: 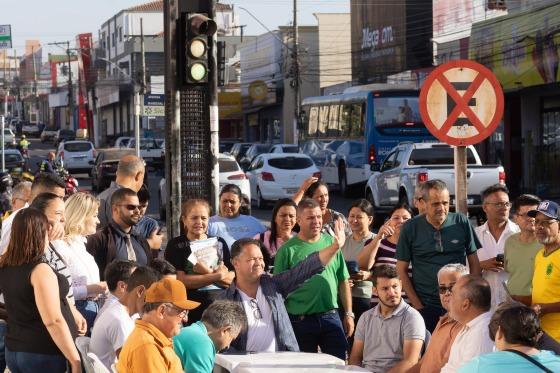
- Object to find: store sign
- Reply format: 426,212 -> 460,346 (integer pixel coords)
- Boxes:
470,3 -> 560,90
0,25 -> 12,49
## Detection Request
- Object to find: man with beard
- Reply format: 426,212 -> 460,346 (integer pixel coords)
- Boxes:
396,179 -> 482,332
87,188 -> 152,278
528,200 -> 560,342
349,265 -> 425,372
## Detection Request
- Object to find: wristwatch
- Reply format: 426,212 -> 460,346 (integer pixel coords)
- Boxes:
344,311 -> 355,319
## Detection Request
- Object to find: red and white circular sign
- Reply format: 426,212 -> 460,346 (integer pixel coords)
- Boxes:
419,60 -> 504,146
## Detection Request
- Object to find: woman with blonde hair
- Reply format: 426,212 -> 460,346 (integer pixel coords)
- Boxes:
56,192 -> 107,334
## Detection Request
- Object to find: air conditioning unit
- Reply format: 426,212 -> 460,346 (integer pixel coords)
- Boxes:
487,0 -> 507,10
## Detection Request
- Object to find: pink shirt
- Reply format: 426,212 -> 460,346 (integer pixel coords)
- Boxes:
253,230 -> 295,257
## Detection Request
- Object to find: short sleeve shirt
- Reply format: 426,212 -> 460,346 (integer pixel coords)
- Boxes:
458,350 -> 560,373
532,247 -> 560,342
355,301 -> 425,373
396,213 -> 479,307
504,233 -> 542,296
273,234 -> 349,315
173,322 -> 216,373
208,215 -> 267,249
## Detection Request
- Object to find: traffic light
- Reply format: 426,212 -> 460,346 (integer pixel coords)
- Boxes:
181,13 -> 217,85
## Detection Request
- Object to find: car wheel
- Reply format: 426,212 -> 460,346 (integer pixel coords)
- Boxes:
257,188 -> 267,209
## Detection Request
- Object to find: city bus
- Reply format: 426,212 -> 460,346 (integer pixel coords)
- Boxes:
300,84 -> 435,195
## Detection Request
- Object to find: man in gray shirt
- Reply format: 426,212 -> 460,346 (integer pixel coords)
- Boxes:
349,265 -> 425,373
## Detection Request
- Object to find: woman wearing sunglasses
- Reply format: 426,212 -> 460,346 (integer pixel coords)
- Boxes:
357,203 -> 413,306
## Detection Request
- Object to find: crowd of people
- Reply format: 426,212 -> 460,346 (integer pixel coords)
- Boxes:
0,153 -> 559,373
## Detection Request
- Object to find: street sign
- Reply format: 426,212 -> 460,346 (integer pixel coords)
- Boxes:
419,59 -> 504,147
0,25 -> 12,49
143,94 -> 165,117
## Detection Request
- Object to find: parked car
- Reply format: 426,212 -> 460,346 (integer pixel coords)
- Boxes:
239,144 -> 272,171
54,129 -> 76,147
22,123 -> 40,137
90,148 -> 137,192
270,144 -> 299,154
219,139 -> 241,154
229,143 -> 252,162
246,153 -> 320,209
158,153 -> 250,220
56,140 -> 96,174
40,127 -> 58,142
114,136 -> 133,148
126,138 -> 164,166
365,142 -> 506,216
3,148 -> 28,179
2,128 -> 16,146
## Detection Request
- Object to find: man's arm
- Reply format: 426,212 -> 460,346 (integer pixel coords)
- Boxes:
533,301 -> 560,315
386,339 -> 424,373
348,339 -> 364,367
396,260 -> 423,310
339,279 -> 354,337
466,253 -> 482,277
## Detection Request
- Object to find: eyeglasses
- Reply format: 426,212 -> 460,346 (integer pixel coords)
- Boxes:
535,219 -> 558,228
485,202 -> 512,208
249,299 -> 262,320
118,204 -> 141,211
434,230 -> 444,252
164,303 -> 188,318
438,283 -> 456,294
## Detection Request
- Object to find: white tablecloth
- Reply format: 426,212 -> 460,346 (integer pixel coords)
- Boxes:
214,352 -> 351,373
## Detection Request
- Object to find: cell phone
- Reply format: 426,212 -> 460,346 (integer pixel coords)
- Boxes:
346,260 -> 359,274
496,254 -> 504,263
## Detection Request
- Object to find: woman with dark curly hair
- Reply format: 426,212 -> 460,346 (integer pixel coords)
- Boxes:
459,303 -> 560,372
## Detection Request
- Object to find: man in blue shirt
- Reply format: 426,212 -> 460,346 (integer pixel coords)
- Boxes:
174,300 -> 246,373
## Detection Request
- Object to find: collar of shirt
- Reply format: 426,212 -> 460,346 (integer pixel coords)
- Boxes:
134,319 -> 173,348
463,311 -> 492,332
110,222 -> 133,238
477,220 -> 519,240
373,299 -> 408,320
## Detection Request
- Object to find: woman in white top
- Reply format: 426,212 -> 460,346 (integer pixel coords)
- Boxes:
58,192 -> 107,335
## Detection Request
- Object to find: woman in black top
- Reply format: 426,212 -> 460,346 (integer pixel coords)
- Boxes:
0,208 -> 80,373
164,199 -> 235,323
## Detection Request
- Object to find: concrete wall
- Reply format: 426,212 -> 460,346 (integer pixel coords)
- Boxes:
314,13 -> 352,89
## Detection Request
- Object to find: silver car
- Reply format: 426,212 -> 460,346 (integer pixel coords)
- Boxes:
56,140 -> 96,174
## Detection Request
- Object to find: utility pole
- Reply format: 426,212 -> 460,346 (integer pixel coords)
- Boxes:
292,0 -> 300,144
67,41 -> 74,130
2,51 -> 7,172
32,46 -> 38,122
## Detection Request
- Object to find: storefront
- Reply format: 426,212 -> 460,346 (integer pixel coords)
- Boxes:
470,3 -> 560,199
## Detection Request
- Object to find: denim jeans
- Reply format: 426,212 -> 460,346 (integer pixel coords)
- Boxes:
75,299 -> 99,336
6,347 -> 67,373
289,309 -> 348,360
0,320 -> 6,372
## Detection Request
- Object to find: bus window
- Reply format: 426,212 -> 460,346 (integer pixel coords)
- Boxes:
308,106 -> 319,137
341,104 -> 352,137
327,105 -> 340,137
318,106 -> 329,138
349,104 -> 363,138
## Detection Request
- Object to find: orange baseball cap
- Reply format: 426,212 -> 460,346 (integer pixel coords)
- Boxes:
145,278 -> 200,310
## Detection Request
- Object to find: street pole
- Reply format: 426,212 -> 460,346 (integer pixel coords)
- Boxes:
134,91 -> 141,157
454,146 -> 468,215
67,41 -> 74,130
32,46 -> 37,120
209,0 -> 220,215
1,115 -> 5,172
292,0 -> 300,144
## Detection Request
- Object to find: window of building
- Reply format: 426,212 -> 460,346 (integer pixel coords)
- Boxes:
119,27 -> 123,42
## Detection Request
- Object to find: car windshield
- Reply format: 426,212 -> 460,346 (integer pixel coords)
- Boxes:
409,147 -> 477,165
64,142 -> 92,152
219,158 -> 240,173
282,146 -> 299,153
5,154 -> 22,163
268,157 -> 313,170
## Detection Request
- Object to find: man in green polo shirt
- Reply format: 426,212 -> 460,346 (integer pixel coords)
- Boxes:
173,300 -> 246,373
396,179 -> 481,332
274,198 -> 352,360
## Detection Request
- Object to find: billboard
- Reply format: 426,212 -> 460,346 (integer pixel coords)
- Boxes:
351,0 -> 433,84
470,3 -> 560,90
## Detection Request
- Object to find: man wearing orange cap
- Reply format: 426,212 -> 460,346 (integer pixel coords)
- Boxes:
117,278 -> 200,372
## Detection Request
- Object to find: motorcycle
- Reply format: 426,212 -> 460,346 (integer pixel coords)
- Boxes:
55,164 -> 79,196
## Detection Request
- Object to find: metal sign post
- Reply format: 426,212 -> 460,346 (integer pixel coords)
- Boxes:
419,60 -> 504,215
0,115 -> 5,172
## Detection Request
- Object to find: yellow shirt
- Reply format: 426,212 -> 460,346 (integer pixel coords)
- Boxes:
532,247 -> 560,342
117,319 -> 183,373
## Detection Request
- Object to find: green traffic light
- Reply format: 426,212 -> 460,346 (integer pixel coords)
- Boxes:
190,62 -> 207,81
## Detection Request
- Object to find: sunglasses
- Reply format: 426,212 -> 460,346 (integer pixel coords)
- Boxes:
118,204 -> 141,211
438,283 -> 455,294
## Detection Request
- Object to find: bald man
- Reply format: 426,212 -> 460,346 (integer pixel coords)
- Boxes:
98,155 -> 145,228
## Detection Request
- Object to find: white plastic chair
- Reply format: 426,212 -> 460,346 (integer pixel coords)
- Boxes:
87,352 -> 110,373
75,336 -> 110,373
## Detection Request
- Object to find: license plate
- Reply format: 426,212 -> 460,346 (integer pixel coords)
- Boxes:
453,198 -> 474,205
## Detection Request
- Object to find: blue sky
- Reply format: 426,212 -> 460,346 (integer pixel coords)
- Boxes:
5,0 -> 348,55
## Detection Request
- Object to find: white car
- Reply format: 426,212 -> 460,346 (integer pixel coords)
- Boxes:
2,128 -> 15,145
270,144 -> 299,153
158,153 -> 250,220
246,153 -> 320,208
114,136 -> 133,148
56,140 -> 96,174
